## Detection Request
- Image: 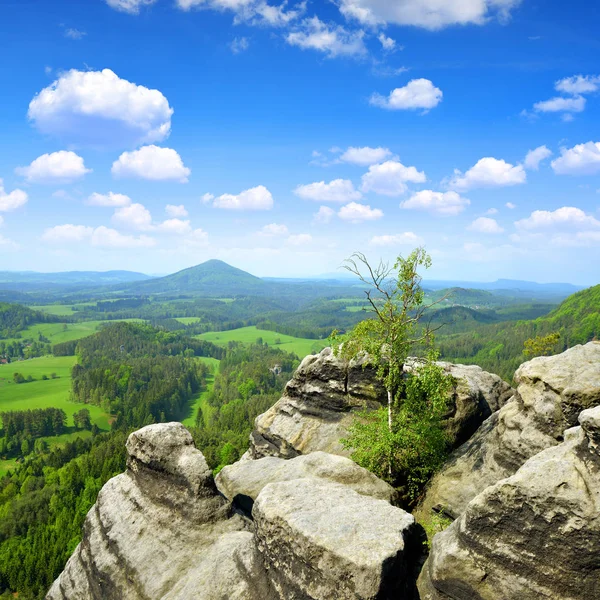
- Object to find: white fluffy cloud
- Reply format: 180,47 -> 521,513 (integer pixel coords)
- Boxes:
212,185 -> 274,210
230,37 -> 250,54
87,192 -> 132,207
370,79 -> 442,111
339,146 -> 392,166
312,206 -> 335,224
555,75 -> 600,95
16,151 -> 91,184
533,96 -> 586,114
112,146 -> 191,182
0,179 -> 28,211
361,160 -> 426,196
286,17 -> 366,58
28,69 -> 172,147
449,157 -> 526,191
506,202 -> 516,209
338,0 -> 521,30
338,202 -> 383,223
42,224 -> 94,243
184,228 -> 210,247
106,0 -> 158,14
524,145 -> 552,170
515,206 -> 600,230
400,190 -> 470,216
91,226 -> 156,248
156,218 -> 192,235
260,223 -> 289,236
294,179 -> 362,203
165,204 -> 188,217
551,142 -> 600,175
377,33 -> 397,51
370,232 -> 423,246
112,203 -> 153,231
467,217 -> 504,234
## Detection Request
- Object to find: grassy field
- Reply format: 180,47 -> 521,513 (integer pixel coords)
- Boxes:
175,317 -> 202,325
0,356 -> 111,430
7,318 -> 144,345
31,304 -> 78,316
197,326 -> 326,358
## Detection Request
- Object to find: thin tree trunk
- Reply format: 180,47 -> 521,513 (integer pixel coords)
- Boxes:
387,387 -> 393,480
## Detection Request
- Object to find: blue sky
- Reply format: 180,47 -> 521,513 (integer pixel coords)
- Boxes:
1,0 -> 600,284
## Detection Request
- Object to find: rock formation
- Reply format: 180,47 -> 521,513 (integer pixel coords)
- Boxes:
419,404 -> 600,599
418,342 -> 600,519
249,347 -> 512,461
47,422 -> 417,600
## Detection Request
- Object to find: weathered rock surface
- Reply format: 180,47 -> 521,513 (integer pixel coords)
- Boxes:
47,422 -> 273,600
418,342 -> 600,519
216,451 -> 398,513
249,347 -> 512,461
253,479 -> 417,600
47,423 -> 416,600
419,404 -> 600,600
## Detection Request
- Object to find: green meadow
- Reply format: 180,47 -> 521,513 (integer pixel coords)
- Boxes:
31,304 -> 78,316
197,326 -> 326,358
175,317 -> 203,325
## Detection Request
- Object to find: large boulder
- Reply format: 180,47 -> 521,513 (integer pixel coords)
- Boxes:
249,347 -> 512,461
46,423 -> 274,600
418,404 -> 600,600
215,451 -> 397,514
253,479 -> 417,600
417,342 -> 600,519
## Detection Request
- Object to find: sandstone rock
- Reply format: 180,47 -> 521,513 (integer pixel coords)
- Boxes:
46,423 -> 274,600
215,451 -> 397,514
253,479 -> 417,600
417,342 -> 600,519
418,405 -> 600,600
249,347 -> 512,460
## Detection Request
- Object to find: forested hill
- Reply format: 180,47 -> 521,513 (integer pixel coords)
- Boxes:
438,284 -> 600,381
123,259 -> 267,296
0,303 -> 58,339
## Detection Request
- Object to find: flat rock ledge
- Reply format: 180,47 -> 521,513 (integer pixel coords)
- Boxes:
47,422 -> 416,600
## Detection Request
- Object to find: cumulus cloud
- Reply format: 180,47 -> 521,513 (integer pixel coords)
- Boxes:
515,206 -> 600,230
370,232 -> 423,246
28,69 -> 172,147
312,205 -> 335,224
555,75 -> 600,95
294,179 -> 362,203
112,146 -> 191,182
106,0 -> 158,15
339,146 -> 392,166
165,204 -> 188,217
449,157 -> 526,191
338,202 -> 383,223
468,217 -> 504,234
64,28 -> 86,40
506,202 -> 516,209
87,192 -> 132,207
42,224 -> 94,243
338,0 -> 522,30
400,190 -> 469,216
370,79 -> 442,112
260,223 -> 289,236
201,193 -> 215,203
212,185 -> 274,210
524,145 -> 552,170
286,16 -> 366,58
361,160 -> 426,196
177,0 -> 304,27
287,233 -> 312,246
0,179 -> 28,212
156,218 -> 192,235
184,228 -> 210,247
91,226 -> 156,248
16,151 -> 91,184
533,95 -> 586,114
551,142 -> 600,175
377,33 -> 397,51
112,203 -> 153,231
